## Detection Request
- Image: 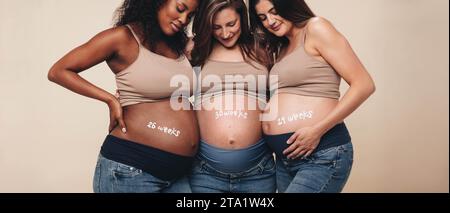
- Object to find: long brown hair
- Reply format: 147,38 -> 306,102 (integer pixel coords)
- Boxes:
249,0 -> 315,68
191,0 -> 265,67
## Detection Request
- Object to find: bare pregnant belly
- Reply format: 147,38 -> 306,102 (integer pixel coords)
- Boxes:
110,99 -> 199,157
196,94 -> 264,149
262,94 -> 339,135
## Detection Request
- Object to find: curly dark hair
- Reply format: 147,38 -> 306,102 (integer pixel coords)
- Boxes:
114,0 -> 189,57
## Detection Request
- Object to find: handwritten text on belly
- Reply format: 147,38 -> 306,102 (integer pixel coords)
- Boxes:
215,110 -> 249,120
147,121 -> 181,137
277,111 -> 314,126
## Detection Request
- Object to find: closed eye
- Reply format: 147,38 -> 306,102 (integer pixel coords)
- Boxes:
258,15 -> 267,21
227,21 -> 237,27
269,8 -> 278,15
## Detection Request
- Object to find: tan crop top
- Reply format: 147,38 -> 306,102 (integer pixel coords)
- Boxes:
195,59 -> 268,106
115,25 -> 195,107
270,29 -> 341,99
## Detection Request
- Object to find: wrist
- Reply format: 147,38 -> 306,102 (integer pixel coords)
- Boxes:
312,123 -> 329,136
105,94 -> 117,106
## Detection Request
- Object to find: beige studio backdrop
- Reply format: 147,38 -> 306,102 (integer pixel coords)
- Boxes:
0,0 -> 448,193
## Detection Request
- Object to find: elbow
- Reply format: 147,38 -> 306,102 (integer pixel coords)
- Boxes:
366,81 -> 377,96
352,79 -> 376,98
48,65 -> 60,83
47,69 -> 56,82
368,80 -> 376,95
363,80 -> 376,98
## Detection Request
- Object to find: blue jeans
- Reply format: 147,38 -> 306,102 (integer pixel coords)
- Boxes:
93,154 -> 191,193
189,153 -> 277,193
276,143 -> 354,193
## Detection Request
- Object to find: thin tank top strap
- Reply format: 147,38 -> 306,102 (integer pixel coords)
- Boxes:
125,24 -> 141,46
284,27 -> 307,59
290,26 -> 307,53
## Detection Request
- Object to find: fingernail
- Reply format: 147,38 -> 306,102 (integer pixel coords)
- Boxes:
122,128 -> 127,133
286,140 -> 291,144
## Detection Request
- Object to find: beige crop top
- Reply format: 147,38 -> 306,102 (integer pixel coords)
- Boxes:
270,29 -> 341,99
115,25 -> 195,107
195,59 -> 268,106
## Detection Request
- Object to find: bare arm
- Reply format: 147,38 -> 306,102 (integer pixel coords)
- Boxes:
48,27 -> 133,132
48,27 -> 129,103
285,17 -> 376,159
309,17 -> 376,135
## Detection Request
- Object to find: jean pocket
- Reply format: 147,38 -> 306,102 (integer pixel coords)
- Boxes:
339,143 -> 354,155
337,143 -> 354,168
310,147 -> 340,167
191,159 -> 207,174
112,162 -> 142,178
258,155 -> 276,175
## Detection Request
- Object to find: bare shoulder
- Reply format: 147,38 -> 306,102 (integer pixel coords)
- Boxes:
305,17 -> 343,44
87,25 -> 135,48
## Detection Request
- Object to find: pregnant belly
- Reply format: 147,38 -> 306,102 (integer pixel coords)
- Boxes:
196,94 -> 264,149
262,94 -> 339,135
110,99 -> 199,157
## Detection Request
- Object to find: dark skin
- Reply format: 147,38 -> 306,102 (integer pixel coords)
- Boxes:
48,0 -> 200,156
49,26 -> 137,133
49,24 -> 186,130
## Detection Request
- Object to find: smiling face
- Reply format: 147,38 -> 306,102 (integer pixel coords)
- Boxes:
212,7 -> 242,48
254,0 -> 293,37
158,0 -> 199,36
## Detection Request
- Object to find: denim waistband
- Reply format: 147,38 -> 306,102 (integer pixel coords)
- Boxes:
100,135 -> 194,181
263,123 -> 351,160
197,139 -> 270,173
197,151 -> 274,178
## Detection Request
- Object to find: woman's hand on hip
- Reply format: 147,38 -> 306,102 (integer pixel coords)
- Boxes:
284,126 -> 323,159
107,97 -> 127,134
